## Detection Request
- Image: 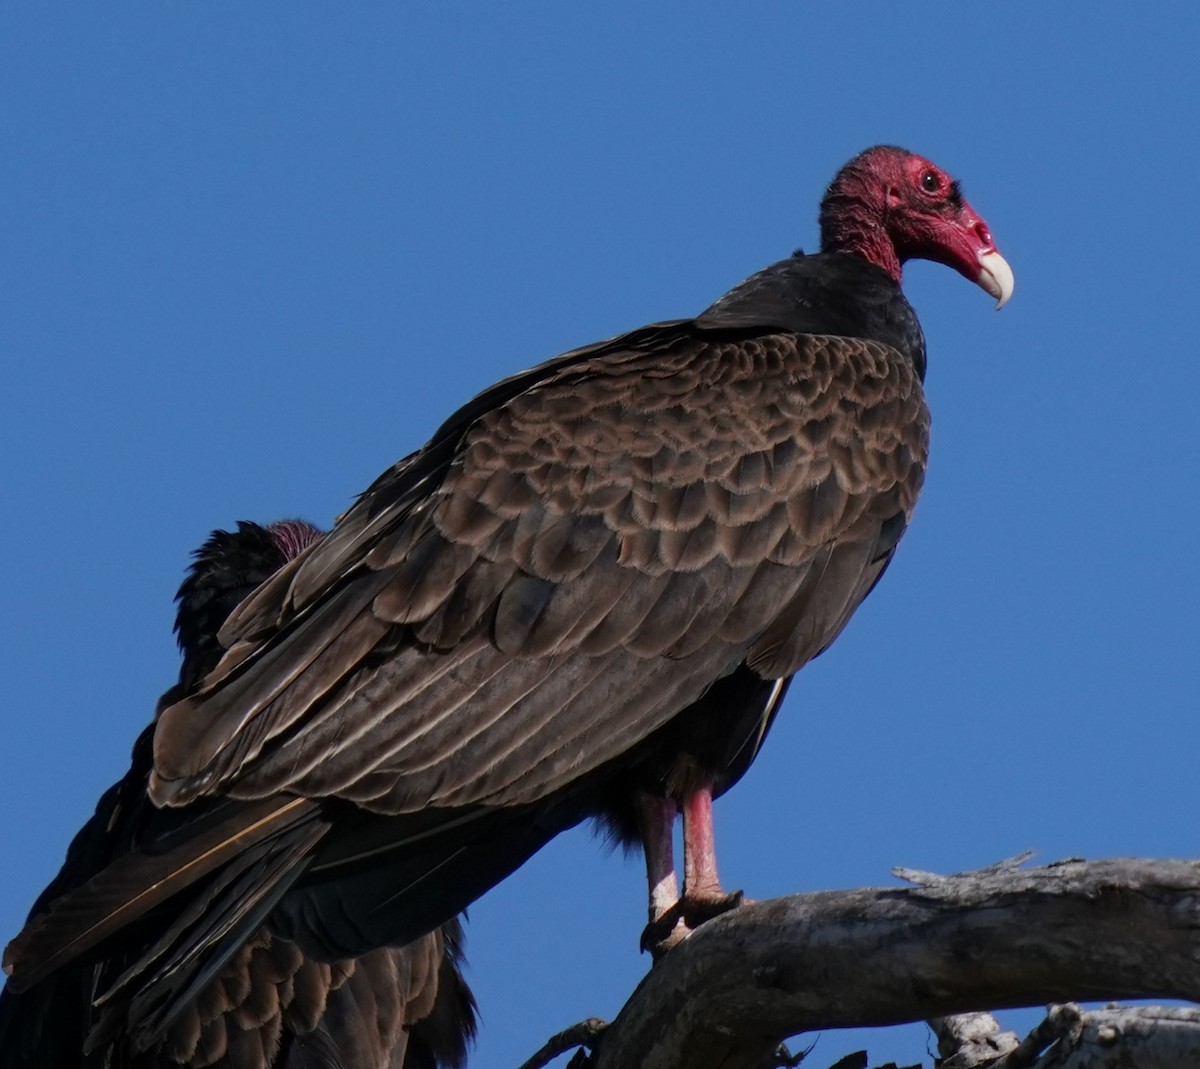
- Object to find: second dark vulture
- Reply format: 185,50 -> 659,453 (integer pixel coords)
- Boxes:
0,521 -> 476,1069
4,145 -> 1013,1051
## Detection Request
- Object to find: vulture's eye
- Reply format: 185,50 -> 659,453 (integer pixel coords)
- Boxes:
920,171 -> 941,193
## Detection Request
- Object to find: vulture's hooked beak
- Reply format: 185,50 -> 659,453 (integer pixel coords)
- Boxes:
977,249 -> 1014,310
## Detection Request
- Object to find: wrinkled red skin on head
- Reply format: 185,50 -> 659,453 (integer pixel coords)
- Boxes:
820,146 -> 1000,288
268,519 -> 324,561
888,153 -> 999,285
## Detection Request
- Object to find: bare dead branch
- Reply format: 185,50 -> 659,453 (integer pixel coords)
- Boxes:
988,1004 -> 1082,1068
930,1012 -> 1020,1067
581,857 -> 1200,1069
515,1017 -> 607,1069
928,1004 -> 1200,1069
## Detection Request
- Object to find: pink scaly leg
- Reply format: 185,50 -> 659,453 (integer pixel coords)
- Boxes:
637,792 -> 679,926
681,785 -> 744,914
639,786 -> 745,958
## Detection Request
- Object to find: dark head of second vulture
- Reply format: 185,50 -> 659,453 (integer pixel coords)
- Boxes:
3,146 -> 1012,1048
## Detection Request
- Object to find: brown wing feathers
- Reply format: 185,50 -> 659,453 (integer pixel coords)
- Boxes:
3,797 -> 323,994
3,322 -> 925,1060
134,922 -> 471,1069
2,146 -> 1013,1069
150,331 -> 924,819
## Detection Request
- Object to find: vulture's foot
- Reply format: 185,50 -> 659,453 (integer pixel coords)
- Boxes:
682,886 -> 746,920
640,888 -> 748,959
640,912 -> 689,958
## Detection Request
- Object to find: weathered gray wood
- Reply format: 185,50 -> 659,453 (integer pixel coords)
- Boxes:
516,1018 -> 608,1069
933,1005 -> 1200,1069
578,858 -> 1200,1069
1034,1007 -> 1200,1068
930,1012 -> 1020,1067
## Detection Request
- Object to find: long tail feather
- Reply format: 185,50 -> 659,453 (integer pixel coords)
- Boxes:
85,818 -> 328,1054
3,797 -> 318,992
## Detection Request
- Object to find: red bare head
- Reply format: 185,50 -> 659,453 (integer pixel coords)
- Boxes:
819,146 -> 1013,308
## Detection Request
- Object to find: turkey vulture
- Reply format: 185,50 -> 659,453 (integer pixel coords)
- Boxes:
0,521 -> 476,1069
3,145 -> 1012,1047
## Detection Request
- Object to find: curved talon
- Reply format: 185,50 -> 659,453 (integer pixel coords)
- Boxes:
640,912 -> 689,958
640,888 -> 749,958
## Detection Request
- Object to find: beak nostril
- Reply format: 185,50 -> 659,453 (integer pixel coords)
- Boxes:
974,221 -> 993,247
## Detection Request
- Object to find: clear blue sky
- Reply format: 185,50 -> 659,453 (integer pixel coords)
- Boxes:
3,5 -> 1198,1066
